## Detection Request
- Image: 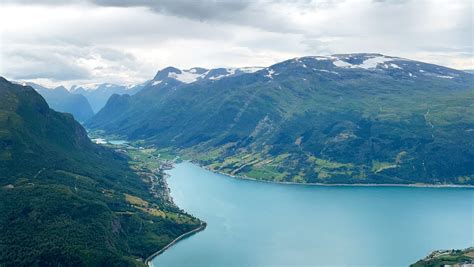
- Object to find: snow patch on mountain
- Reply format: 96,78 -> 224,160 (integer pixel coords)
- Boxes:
311,56 -> 331,61
209,75 -> 226,80
71,82 -> 141,91
239,67 -> 264,73
159,66 -> 264,83
265,68 -> 275,79
358,56 -> 397,69
333,59 -> 353,68
389,63 -> 402,69
226,68 -> 237,75
436,75 -> 454,79
168,70 -> 203,83
208,68 -> 236,80
314,69 -> 339,75
332,55 -> 404,70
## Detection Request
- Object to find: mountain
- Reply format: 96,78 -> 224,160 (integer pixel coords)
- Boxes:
150,66 -> 264,84
71,83 -> 146,113
0,77 -> 200,266
26,82 -> 94,122
92,65 -> 264,119
87,53 -> 474,185
133,66 -> 263,97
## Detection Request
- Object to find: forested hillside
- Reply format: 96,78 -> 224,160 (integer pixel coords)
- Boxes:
0,77 -> 200,266
88,54 -> 474,185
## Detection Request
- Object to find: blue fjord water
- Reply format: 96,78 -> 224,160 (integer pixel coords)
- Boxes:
152,162 -> 473,267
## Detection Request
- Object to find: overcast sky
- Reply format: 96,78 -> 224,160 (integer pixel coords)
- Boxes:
0,0 -> 472,87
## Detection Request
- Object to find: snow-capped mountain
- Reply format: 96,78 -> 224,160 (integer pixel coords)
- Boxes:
262,53 -> 465,81
149,66 -> 264,85
88,53 -> 474,185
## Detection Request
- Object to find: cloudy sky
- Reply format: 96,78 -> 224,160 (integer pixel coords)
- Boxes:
0,0 -> 472,87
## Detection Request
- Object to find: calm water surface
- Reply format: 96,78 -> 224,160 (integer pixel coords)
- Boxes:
152,162 -> 473,267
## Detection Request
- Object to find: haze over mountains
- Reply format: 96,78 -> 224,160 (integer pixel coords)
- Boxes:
71,83 -> 146,113
24,82 -> 95,122
20,81 -> 146,122
88,53 -> 474,185
21,66 -> 265,122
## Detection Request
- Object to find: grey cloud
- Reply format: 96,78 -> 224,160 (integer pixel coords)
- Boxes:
89,0 -> 303,35
1,0 -> 472,85
3,0 -> 326,34
1,44 -> 147,83
2,0 -> 79,3
93,47 -> 136,62
4,0 -> 252,21
4,49 -> 91,80
371,0 -> 410,4
92,0 -> 250,21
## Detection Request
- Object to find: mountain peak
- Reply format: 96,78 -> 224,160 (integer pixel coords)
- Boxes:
188,67 -> 208,74
151,65 -> 265,86
153,66 -> 182,80
262,53 -> 466,81
54,85 -> 68,92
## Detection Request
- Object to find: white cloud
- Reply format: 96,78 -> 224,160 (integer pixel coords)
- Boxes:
0,0 -> 472,87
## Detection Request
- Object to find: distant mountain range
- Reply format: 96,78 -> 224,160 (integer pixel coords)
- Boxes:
19,81 -> 148,122
87,53 -> 474,185
19,66 -> 264,119
0,77 -> 200,266
24,82 -> 95,122
71,83 -> 146,113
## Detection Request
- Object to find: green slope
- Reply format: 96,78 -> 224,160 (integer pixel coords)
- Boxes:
0,77 -> 200,266
87,54 -> 474,185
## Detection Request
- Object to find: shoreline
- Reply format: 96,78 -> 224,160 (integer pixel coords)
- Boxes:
191,161 -> 474,189
144,222 -> 207,267
96,137 -> 474,189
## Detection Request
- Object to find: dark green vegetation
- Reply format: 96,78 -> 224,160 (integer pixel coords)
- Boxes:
0,78 -> 201,266
26,82 -> 95,122
88,54 -> 474,185
411,247 -> 474,267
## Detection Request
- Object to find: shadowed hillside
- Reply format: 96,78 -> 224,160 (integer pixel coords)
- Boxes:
0,77 -> 200,266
